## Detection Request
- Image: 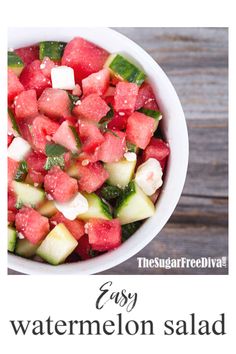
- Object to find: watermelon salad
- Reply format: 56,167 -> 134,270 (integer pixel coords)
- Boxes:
7,37 -> 170,266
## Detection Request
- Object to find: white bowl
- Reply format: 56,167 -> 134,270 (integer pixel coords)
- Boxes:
8,27 -> 189,275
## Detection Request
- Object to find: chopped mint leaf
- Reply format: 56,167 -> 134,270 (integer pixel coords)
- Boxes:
68,93 -> 80,107
44,156 -> 65,170
45,143 -> 68,157
15,200 -> 23,210
100,185 -> 123,201
14,161 -> 28,182
69,126 -> 81,149
126,141 -> 137,153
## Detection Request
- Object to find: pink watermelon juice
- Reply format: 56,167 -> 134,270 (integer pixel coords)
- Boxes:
7,37 -> 170,265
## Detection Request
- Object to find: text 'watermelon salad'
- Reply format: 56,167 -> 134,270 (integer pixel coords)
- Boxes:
8,37 -> 170,265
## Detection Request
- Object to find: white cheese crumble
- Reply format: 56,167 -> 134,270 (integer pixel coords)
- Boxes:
17,232 -> 25,239
124,152 -> 137,162
51,66 -> 76,90
55,192 -> 89,221
135,158 -> 163,196
7,137 -> 31,162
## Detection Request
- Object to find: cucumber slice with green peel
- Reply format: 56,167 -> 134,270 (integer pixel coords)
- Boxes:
12,181 -> 45,208
104,159 -> 136,188
36,223 -> 78,265
8,52 -> 24,76
8,109 -> 20,136
122,221 -> 142,241
37,200 -> 57,217
8,227 -> 17,252
15,239 -> 40,258
78,193 -> 112,221
39,41 -> 67,61
138,108 -> 162,130
105,54 -> 146,86
115,181 -> 155,225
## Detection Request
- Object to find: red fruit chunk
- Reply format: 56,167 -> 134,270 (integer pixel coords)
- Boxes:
97,130 -> 126,163
79,120 -> 105,153
135,83 -> 159,110
8,210 -> 16,224
76,162 -> 109,193
31,115 -> 60,153
19,60 -> 51,97
15,207 -> 49,244
44,166 -> 78,202
17,116 -> 35,145
8,189 -> 17,211
8,157 -> 19,187
72,84 -> 82,96
88,218 -> 121,252
14,89 -> 38,119
73,94 -> 110,122
82,68 -> 110,96
50,211 -> 85,241
8,68 -> 24,103
74,235 -> 91,260
103,86 -> 116,97
126,112 -> 155,149
53,121 -> 80,153
15,45 -> 39,65
26,151 -> 47,184
143,138 -> 170,170
62,37 -> 109,83
38,88 -> 71,119
108,112 -> 129,131
114,82 -> 139,113
40,57 -> 57,78
77,150 -> 100,164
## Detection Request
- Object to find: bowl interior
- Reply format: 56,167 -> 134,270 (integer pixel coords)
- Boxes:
8,27 -> 189,274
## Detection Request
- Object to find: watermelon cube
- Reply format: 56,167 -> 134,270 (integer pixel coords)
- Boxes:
19,60 -> 51,97
74,235 -> 91,260
15,45 -> 39,65
82,68 -> 110,96
97,130 -> 126,163
143,138 -> 170,170
8,68 -> 24,103
8,134 -> 14,147
8,189 -> 17,211
114,82 -> 139,113
87,218 -> 121,251
135,82 -> 159,110
72,84 -> 82,96
53,121 -> 80,153
26,151 -> 47,184
61,37 -> 109,83
76,162 -> 109,193
38,88 -> 71,119
79,120 -> 105,153
31,115 -> 60,153
44,166 -> 78,202
108,112 -> 129,131
15,207 -> 50,244
50,211 -> 85,240
73,94 -> 110,122
8,157 -> 19,187
14,89 -> 38,119
8,210 -> 16,224
126,112 -> 155,149
40,57 -> 57,78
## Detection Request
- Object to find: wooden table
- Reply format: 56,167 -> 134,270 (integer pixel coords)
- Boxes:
8,27 -> 228,275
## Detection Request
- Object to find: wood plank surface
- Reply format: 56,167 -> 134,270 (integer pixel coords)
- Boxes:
8,27 -> 228,275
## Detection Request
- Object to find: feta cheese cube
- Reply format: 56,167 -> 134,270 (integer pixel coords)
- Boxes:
124,152 -> 137,162
51,66 -> 75,90
55,192 -> 89,221
8,137 -> 31,162
135,158 -> 163,196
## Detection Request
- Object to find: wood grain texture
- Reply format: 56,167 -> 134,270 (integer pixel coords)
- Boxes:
8,27 -> 228,276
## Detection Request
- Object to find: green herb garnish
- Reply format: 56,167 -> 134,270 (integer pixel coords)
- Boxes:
69,126 -> 81,149
44,156 -> 65,171
14,161 -> 28,182
45,143 -> 68,156
122,221 -> 142,241
100,185 -> 123,201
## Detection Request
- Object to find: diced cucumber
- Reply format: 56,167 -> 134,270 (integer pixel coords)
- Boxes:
105,53 -> 146,86
15,239 -> 40,258
78,193 -> 112,221
104,159 -> 136,188
122,221 -> 142,241
115,181 -> 155,225
36,223 -> 78,265
8,227 -> 17,252
37,200 -> 57,217
12,181 -> 45,208
138,108 -> 162,130
8,52 -> 24,76
8,109 -> 20,136
39,41 -> 67,61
